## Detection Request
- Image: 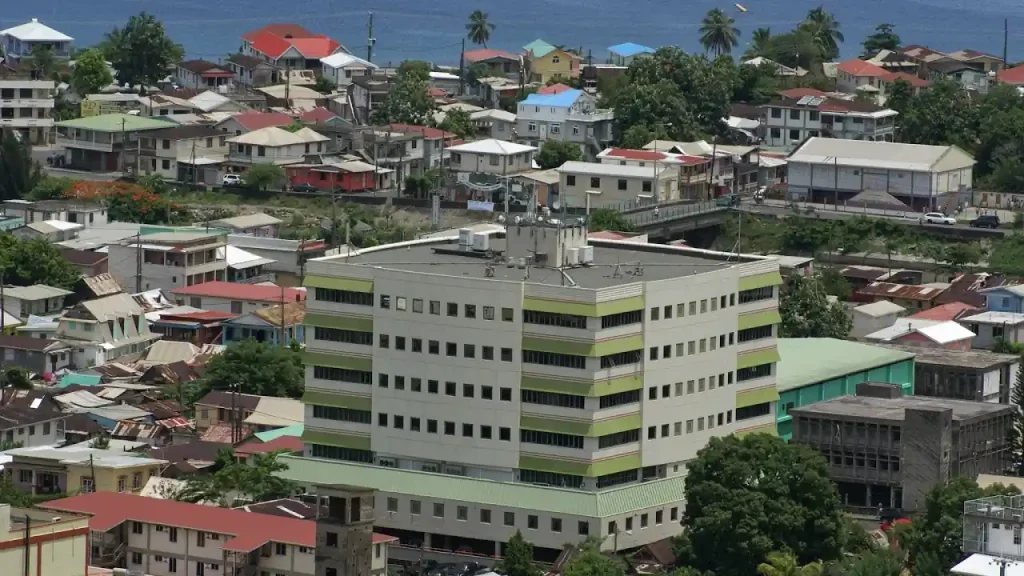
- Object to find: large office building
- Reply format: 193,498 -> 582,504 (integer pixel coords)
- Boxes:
282,218 -> 783,559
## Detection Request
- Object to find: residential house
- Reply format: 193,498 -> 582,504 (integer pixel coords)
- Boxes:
171,281 -> 306,315
56,292 -> 161,367
215,110 -> 293,136
137,94 -> 200,117
471,109 -> 517,140
903,45 -> 1005,74
514,169 -> 560,206
558,160 -> 678,207
321,52 -> 377,88
580,63 -> 627,92
360,128 -> 430,189
140,124 -> 229,182
878,72 -> 929,98
998,66 -> 1024,88
2,285 -> 72,319
464,49 -> 520,78
233,435 -> 304,463
884,344 -> 1019,404
382,123 -> 458,169
61,249 -> 110,278
864,318 -> 974,348
223,245 -> 276,284
785,137 -> 975,210
108,231 -> 228,294
209,213 -> 282,238
188,91 -> 251,114
928,60 -> 995,94
6,446 -> 165,496
0,334 -> 72,375
222,301 -> 305,347
959,285 -> 1024,349
350,76 -> 392,122
0,19 -> 72,63
761,95 -> 897,148
854,281 -> 950,310
523,39 -> 579,83
835,58 -> 890,95
516,89 -> 614,158
149,310 -> 235,346
743,56 -> 807,77
0,504 -> 89,576
226,236 -> 328,286
174,60 -> 235,90
226,126 -> 329,170
225,53 -> 281,87
241,23 -> 345,69
0,392 -> 66,447
55,114 -> 172,173
255,84 -> 326,109
194,390 -> 262,431
11,219 -> 81,242
284,159 -> 383,192
2,199 -> 108,228
429,71 -> 462,95
447,138 -> 536,175
598,147 -> 713,200
607,42 -> 654,66
0,69 -> 55,145
850,300 -> 906,340
242,396 -> 304,432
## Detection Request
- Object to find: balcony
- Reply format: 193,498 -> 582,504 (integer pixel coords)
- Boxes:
0,117 -> 53,128
236,272 -> 276,285
0,98 -> 53,108
56,130 -> 115,152
568,109 -> 614,122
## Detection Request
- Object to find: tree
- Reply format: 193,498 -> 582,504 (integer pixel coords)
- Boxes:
0,235 -> 81,289
106,12 -> 184,90
588,208 -> 633,232
562,538 -> 627,576
465,11 -> 495,47
801,7 -> 844,61
734,62 -> 780,105
757,552 -> 823,576
187,340 -> 304,408
1010,365 -> 1024,476
438,107 -> 474,140
620,124 -> 668,149
0,130 -> 41,201
2,368 -> 31,390
536,140 -> 583,169
886,78 -> 914,117
496,531 -> 541,576
835,549 -> 902,576
66,181 -> 186,224
699,9 -> 740,57
675,434 -> 845,576
70,48 -> 113,96
176,451 -> 300,506
26,177 -> 70,201
895,77 -> 977,148
745,28 -> 773,59
613,81 -> 698,144
862,24 -> 900,57
779,275 -> 852,339
762,28 -> 825,71
89,435 -> 111,449
313,75 -> 335,95
26,45 -> 58,80
371,65 -> 434,125
245,164 -> 286,192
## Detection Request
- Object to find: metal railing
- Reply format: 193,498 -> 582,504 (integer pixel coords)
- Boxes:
622,201 -> 723,227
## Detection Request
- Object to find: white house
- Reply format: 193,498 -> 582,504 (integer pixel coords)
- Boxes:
227,126 -> 329,167
785,137 -> 975,210
762,95 -> 898,148
850,300 -> 906,340
447,139 -> 536,175
0,73 -> 55,145
55,293 -> 160,368
320,53 -> 377,88
557,160 -> 678,207
515,89 -> 614,159
0,19 -> 72,63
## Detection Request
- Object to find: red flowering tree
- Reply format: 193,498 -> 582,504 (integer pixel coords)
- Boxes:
65,181 -> 188,225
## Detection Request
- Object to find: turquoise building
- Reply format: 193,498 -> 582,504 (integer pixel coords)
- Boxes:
775,338 -> 916,440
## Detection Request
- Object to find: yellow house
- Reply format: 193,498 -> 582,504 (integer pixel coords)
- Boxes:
63,453 -> 165,494
5,445 -> 166,495
523,39 -> 579,83
0,504 -> 90,576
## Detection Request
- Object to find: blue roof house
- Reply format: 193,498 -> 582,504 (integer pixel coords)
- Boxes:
516,89 -> 614,159
608,42 -> 655,66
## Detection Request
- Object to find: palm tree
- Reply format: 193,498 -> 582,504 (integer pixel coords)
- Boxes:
26,45 -> 57,80
699,9 -> 740,57
466,11 -> 495,48
757,552 -> 824,576
802,6 -> 844,60
744,27 -> 773,59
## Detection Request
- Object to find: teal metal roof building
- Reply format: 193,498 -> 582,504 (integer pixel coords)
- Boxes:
775,338 -> 916,440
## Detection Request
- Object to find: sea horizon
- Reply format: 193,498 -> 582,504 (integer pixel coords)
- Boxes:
3,0 -> 1024,69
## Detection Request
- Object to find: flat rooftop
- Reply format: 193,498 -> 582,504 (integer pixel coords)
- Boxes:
879,344 -> 1019,370
790,394 -> 1013,422
777,338 -> 916,392
328,235 -> 759,289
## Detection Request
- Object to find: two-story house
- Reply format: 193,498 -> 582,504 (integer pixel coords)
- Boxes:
929,61 -> 994,94
516,89 -> 614,159
171,281 -> 306,316
835,59 -> 890,95
0,69 -> 55,145
224,54 -> 281,88
221,301 -> 305,346
0,334 -> 72,375
241,23 -> 345,70
383,124 -> 457,169
173,60 -> 235,91
194,390 -> 262,432
447,139 -> 536,175
607,42 -> 654,66
55,114 -> 173,173
558,160 -> 678,207
108,231 -> 228,294
523,39 -> 580,83
597,147 -> 713,200
7,446 -> 165,496
961,285 -> 1024,349
2,285 -> 72,319
227,126 -> 329,171
56,293 -> 161,367
141,125 -> 230,181
350,76 -> 392,122
321,52 -> 377,89
0,19 -> 72,64
464,49 -> 520,78
209,213 -> 282,238
0,391 -> 66,448
761,95 -> 898,148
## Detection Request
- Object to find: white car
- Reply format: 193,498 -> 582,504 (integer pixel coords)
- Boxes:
222,174 -> 243,186
919,212 -> 956,225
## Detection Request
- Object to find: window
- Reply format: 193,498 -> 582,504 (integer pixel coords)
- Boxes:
671,507 -> 678,521
625,517 -> 633,531
504,512 -> 515,526
641,513 -> 649,528
131,552 -> 143,565
617,179 -> 627,191
429,300 -> 441,315
81,477 -> 94,493
117,476 -> 127,492
444,421 -> 455,435
428,419 -> 438,433
457,506 -> 469,521
462,423 -> 473,437
412,338 -> 422,352
642,180 -> 652,192
379,334 -> 389,348
600,389 -> 640,408
771,108 -> 782,118
737,363 -> 773,381
567,175 -> 576,186
315,288 -> 372,306
599,429 -> 640,448
551,518 -> 562,532
482,385 -> 494,399
651,307 -> 660,321
501,347 -> 513,362
394,415 -> 404,429
396,297 -> 407,311
395,376 -> 405,390
465,304 -> 476,318
412,299 -> 423,313
590,177 -> 600,188
378,413 -> 388,427
483,306 -> 495,320
447,302 -> 458,317
521,429 -> 584,449
169,527 -> 178,543
736,402 -> 772,420
481,509 -> 492,523
500,427 -> 511,441
428,340 -> 439,354
523,390 -> 585,409
169,558 -> 177,573
578,521 -> 589,535
650,347 -> 659,361
524,310 -> 587,329
433,503 -> 444,518
428,380 -> 439,393
387,497 -> 398,512
446,342 -> 457,356
132,522 -> 143,534
648,426 -> 656,439
396,336 -> 406,351
314,327 -> 372,345
445,381 -> 457,396
275,543 -> 287,556
380,295 -> 391,309
481,425 -> 492,439
528,515 -> 539,529
482,346 -> 494,360
411,417 -> 421,431
463,383 -> 475,397
502,307 -> 514,321
378,373 -> 389,388
411,500 -> 421,515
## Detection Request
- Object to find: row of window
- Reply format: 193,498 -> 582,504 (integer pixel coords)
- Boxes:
647,410 -> 735,439
738,325 -> 774,343
737,363 -> 773,382
376,413 -> 513,441
377,334 -> 514,362
384,496 -> 593,535
647,374 -> 734,401
381,294 -> 515,322
565,174 -> 654,193
608,506 -> 679,535
648,332 -> 739,361
522,309 -> 644,330
377,374 -> 513,401
312,405 -> 372,424
312,366 -> 373,385
818,448 -> 903,472
739,286 -> 775,304
648,293 -> 738,322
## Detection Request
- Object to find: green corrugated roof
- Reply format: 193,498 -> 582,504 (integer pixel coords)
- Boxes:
777,338 -> 915,392
278,455 -> 684,518
255,424 -> 304,442
56,113 -> 174,132
58,373 -> 102,388
523,39 -> 557,58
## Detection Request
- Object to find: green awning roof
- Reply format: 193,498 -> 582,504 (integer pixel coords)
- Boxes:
255,424 -> 304,442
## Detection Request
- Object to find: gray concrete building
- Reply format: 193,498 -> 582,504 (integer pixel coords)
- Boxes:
882,345 -> 1020,404
790,382 -> 1013,512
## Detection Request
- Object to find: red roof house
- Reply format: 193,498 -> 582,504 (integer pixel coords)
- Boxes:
464,49 -> 519,63
998,66 -> 1024,86
242,23 -> 344,64
171,282 -> 306,304
243,24 -> 315,43
779,87 -> 828,99
298,106 -> 339,123
225,111 -> 294,133
235,435 -> 305,459
537,83 -> 574,95
836,59 -> 889,78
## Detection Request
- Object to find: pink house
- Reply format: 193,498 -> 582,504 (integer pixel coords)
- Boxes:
891,320 -> 975,351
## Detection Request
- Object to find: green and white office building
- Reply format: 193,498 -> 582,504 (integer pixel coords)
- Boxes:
281,220 -> 783,558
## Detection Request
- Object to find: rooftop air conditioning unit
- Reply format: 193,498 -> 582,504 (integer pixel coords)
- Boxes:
458,228 -> 473,247
566,247 -> 580,266
472,232 -> 490,251
579,245 -> 594,264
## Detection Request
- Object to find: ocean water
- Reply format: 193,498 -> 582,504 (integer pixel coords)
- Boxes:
3,0 -> 1024,68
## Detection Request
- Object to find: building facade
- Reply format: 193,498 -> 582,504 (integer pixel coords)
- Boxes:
762,96 -> 897,148
516,90 -> 614,159
285,223 -> 784,556
0,504 -> 89,576
0,75 -> 55,144
108,232 -> 228,294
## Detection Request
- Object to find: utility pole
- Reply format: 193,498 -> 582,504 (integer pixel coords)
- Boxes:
229,383 -> 236,444
1004,19 -> 1009,68
459,38 -> 466,96
134,233 -> 142,293
284,63 -> 292,106
279,285 -> 287,346
366,12 -> 375,64
0,271 -> 5,393
119,119 -> 127,174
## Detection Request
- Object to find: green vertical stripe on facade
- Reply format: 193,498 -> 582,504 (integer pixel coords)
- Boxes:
304,275 -> 374,293
737,346 -> 781,370
522,296 -> 644,317
302,389 -> 372,411
738,309 -> 781,331
739,271 -> 783,292
521,335 -> 644,357
520,413 -> 641,437
518,452 -> 641,477
304,312 -> 374,332
521,374 -> 644,397
735,386 -> 780,409
302,350 -> 372,372
302,428 -> 371,450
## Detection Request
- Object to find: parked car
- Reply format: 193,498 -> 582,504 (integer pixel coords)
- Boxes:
46,151 -> 66,167
222,174 -> 244,186
970,214 -> 1000,229
292,183 -> 317,193
919,212 -> 956,225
